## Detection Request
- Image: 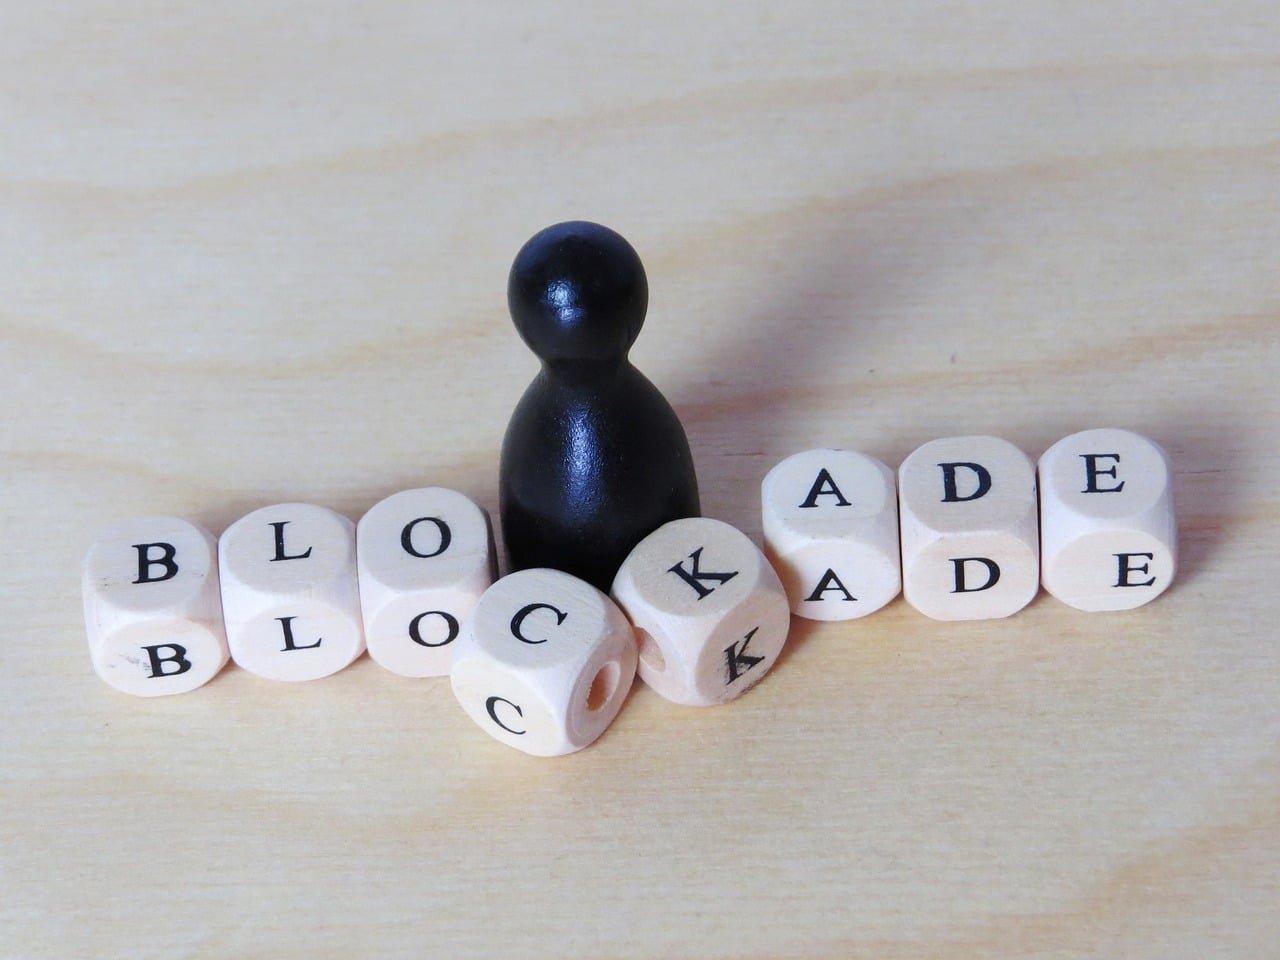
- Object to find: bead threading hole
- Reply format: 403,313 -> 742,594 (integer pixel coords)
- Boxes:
586,661 -> 620,712
637,629 -> 665,673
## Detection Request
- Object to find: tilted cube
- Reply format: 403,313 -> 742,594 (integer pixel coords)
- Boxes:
611,517 -> 790,706
450,569 -> 637,756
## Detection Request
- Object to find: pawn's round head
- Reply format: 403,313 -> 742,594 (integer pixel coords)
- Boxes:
508,221 -> 648,364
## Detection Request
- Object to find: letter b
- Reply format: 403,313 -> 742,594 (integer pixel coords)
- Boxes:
132,542 -> 179,584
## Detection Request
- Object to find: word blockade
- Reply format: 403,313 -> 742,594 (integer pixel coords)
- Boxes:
82,429 -> 1175,720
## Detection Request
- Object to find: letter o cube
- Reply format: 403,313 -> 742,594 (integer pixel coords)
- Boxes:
450,569 -> 637,757
611,517 -> 790,707
219,503 -> 365,681
762,448 -> 901,620
898,436 -> 1040,620
81,516 -> 229,696
357,487 -> 495,677
1039,428 -> 1176,611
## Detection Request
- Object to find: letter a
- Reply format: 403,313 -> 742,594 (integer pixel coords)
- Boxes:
804,569 -> 856,603
798,469 -> 852,509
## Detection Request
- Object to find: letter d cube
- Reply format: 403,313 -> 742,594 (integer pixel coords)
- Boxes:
898,436 -> 1040,620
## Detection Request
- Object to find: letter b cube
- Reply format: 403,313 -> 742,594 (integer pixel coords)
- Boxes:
81,516 -> 229,696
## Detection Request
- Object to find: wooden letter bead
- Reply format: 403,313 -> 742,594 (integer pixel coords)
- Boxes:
81,517 -> 229,696
761,448 -> 900,620
356,487 -> 495,678
450,569 -> 637,757
219,503 -> 365,681
610,517 -> 790,706
898,436 -> 1040,621
1039,428 -> 1177,611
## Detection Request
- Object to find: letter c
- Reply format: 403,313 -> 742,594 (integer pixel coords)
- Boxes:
509,602 -> 567,644
485,696 -> 525,735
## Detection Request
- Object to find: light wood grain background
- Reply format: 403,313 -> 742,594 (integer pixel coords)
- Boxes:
2,3 -> 1278,958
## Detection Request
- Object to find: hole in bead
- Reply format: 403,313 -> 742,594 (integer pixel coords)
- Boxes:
586,661 -> 620,712
636,629 -> 665,673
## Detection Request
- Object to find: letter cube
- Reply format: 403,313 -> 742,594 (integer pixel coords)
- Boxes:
81,516 -> 229,696
761,448 -> 900,620
357,487 -> 496,677
1039,428 -> 1176,611
450,569 -> 637,756
219,503 -> 365,681
898,436 -> 1039,620
610,517 -> 790,706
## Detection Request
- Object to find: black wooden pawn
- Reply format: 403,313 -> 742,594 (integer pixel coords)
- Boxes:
499,221 -> 701,590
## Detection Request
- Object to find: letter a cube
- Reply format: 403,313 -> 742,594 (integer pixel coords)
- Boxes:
762,448 -> 900,620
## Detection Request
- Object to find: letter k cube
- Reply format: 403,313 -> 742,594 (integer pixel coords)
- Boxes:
611,518 -> 790,706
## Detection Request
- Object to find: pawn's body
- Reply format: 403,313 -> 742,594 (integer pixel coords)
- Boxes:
500,222 -> 700,591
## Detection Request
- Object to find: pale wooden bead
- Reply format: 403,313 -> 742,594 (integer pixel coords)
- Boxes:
1039,428 -> 1177,611
356,487 -> 495,678
450,568 -> 637,757
898,436 -> 1040,621
610,517 -> 790,706
218,503 -> 365,681
81,516 -> 229,696
761,448 -> 900,620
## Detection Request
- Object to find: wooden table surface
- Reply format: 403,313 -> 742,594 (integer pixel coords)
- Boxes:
3,4 -> 1278,957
